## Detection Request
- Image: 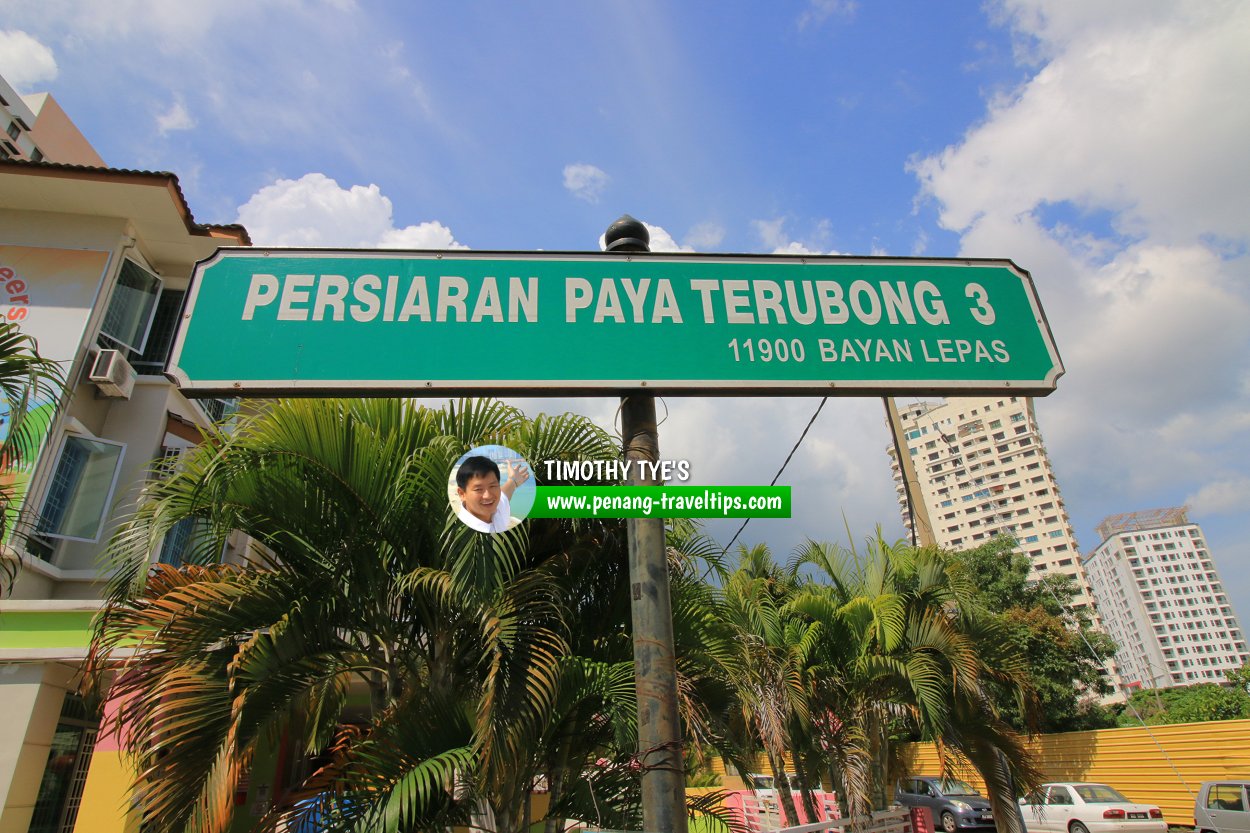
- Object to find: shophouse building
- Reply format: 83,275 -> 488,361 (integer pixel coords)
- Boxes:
0,74 -> 252,831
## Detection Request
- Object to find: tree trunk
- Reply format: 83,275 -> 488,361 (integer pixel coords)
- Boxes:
789,741 -> 820,821
870,710 -> 890,812
495,803 -> 516,833
543,756 -> 568,833
369,670 -> 387,718
767,751 -> 800,827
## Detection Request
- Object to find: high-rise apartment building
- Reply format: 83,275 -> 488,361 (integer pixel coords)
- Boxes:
1085,507 -> 1249,690
886,395 -> 1098,611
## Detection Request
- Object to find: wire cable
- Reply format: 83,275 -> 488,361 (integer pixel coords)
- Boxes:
722,397 -> 828,556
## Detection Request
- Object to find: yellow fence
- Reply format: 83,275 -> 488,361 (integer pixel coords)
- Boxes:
900,718 -> 1250,826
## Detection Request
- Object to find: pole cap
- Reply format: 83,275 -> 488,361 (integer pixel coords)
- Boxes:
604,214 -> 651,252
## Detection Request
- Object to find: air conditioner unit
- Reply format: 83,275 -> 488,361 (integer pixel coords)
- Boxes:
89,349 -> 136,399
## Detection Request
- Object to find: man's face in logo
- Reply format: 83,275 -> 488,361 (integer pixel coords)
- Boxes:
458,472 -> 501,523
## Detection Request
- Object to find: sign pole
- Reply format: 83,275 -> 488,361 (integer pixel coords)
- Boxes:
606,215 -> 687,833
883,396 -> 936,548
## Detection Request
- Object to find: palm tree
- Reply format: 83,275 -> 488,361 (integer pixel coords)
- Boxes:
711,544 -> 818,827
790,534 -> 1041,828
89,397 -> 626,833
538,521 -> 739,833
0,320 -> 65,590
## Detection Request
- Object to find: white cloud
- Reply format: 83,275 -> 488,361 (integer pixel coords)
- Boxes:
562,163 -> 610,204
1187,477 -> 1250,517
911,0 -> 1250,556
12,0 -> 257,46
913,2 -> 1250,244
643,223 -> 693,253
798,0 -> 858,30
236,173 -> 465,249
377,222 -> 462,250
752,218 -> 789,251
155,99 -> 195,136
1,1 -> 444,161
684,222 -> 725,251
0,30 -> 58,89
772,241 -> 821,256
752,217 -> 841,255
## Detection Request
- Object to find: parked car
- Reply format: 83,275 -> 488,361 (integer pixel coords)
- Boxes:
745,772 -> 801,794
745,772 -> 775,792
1195,780 -> 1250,833
1018,783 -> 1165,833
895,776 -> 995,833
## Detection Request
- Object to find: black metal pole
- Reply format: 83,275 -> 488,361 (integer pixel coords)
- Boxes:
605,215 -> 687,833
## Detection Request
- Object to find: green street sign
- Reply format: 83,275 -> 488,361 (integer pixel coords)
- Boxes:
169,250 -> 1064,396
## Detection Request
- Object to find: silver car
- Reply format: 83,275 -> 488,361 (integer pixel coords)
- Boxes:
1195,781 -> 1250,833
896,777 -> 996,833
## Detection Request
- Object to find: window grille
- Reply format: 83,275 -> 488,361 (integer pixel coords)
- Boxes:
28,694 -> 98,833
128,289 -> 186,373
36,435 -> 127,542
100,259 -> 162,352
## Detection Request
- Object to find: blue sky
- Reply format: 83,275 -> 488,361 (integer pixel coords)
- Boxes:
3,0 -> 1249,635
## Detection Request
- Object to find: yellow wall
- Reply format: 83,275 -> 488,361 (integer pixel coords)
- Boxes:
900,718 -> 1250,826
72,751 -> 140,833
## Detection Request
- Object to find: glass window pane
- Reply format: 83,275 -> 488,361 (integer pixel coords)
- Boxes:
128,288 -> 185,373
158,517 -> 220,567
28,724 -> 85,833
100,259 -> 162,352
37,436 -> 126,541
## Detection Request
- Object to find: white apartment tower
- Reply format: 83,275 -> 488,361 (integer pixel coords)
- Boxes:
1085,507 -> 1249,690
887,395 -> 1099,611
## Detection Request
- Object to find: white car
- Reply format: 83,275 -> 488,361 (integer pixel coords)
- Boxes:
1019,783 -> 1166,833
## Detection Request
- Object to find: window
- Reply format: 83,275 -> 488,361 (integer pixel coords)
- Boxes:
199,397 -> 240,423
100,259 -> 162,352
27,694 -> 98,833
127,288 -> 186,373
6,121 -> 18,139
1045,787 -> 1074,806
157,517 -> 218,567
36,435 -> 126,542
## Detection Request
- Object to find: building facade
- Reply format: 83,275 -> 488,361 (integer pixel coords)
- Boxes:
0,74 -> 253,831
1085,507 -> 1250,690
887,395 -> 1100,611
0,77 -> 103,167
